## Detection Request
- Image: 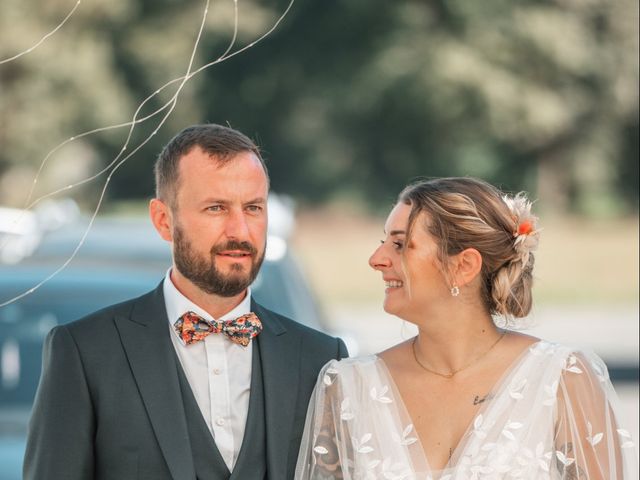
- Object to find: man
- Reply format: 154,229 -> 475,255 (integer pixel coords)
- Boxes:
24,124 -> 348,479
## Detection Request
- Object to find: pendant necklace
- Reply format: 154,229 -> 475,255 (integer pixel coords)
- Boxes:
411,330 -> 506,379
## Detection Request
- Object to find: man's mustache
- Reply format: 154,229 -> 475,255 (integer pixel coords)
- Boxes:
211,240 -> 258,256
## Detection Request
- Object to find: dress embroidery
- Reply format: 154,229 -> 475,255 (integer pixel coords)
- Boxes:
295,342 -> 638,479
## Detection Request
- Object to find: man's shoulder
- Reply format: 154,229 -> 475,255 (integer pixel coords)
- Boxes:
64,285 -> 162,336
254,302 -> 338,344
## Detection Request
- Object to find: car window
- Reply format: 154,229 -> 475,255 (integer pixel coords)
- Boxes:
0,255 -> 326,411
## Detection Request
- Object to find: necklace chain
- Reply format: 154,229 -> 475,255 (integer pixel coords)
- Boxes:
411,331 -> 506,379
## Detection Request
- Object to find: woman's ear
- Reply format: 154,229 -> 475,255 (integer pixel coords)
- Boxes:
149,198 -> 174,242
451,248 -> 483,288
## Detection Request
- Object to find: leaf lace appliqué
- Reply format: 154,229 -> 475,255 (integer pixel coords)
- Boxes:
323,366 -> 339,386
370,385 -> 393,404
564,355 -> 583,374
392,424 -> 418,446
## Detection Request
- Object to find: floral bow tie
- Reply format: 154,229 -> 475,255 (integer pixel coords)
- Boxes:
174,311 -> 262,347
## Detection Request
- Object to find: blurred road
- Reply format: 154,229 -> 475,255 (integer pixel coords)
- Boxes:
327,303 -> 639,453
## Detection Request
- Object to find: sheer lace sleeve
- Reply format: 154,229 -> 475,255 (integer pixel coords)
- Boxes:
295,356 -> 429,479
554,350 -> 637,479
295,360 -> 350,479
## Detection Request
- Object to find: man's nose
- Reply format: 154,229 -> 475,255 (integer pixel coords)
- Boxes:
225,210 -> 251,240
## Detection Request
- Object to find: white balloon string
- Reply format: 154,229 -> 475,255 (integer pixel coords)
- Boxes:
0,0 -> 296,308
0,0 -> 82,65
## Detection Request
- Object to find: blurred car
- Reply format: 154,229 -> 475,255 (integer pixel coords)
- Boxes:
0,197 -> 356,480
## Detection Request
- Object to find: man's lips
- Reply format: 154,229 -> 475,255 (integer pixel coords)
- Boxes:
217,250 -> 253,258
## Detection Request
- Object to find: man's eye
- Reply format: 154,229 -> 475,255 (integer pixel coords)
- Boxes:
207,205 -> 223,211
246,205 -> 263,212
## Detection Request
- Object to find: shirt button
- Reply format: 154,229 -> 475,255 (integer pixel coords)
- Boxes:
216,417 -> 225,426
213,368 -> 222,375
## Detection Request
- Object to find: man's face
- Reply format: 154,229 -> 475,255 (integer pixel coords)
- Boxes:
169,147 -> 268,297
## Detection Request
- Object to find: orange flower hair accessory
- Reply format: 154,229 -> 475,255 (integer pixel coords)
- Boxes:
502,193 -> 540,265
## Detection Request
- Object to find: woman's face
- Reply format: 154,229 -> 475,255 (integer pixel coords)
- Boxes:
368,202 -> 451,320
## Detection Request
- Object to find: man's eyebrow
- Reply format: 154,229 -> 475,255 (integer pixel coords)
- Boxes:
244,197 -> 266,205
200,197 -> 266,204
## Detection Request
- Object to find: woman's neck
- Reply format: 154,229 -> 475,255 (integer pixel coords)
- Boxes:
408,306 -> 502,376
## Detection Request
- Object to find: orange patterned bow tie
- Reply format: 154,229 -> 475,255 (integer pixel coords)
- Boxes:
174,311 -> 262,347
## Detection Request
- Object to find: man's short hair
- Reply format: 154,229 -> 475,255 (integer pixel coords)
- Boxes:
154,124 -> 268,208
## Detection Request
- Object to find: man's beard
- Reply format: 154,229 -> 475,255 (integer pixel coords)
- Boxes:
173,225 -> 265,297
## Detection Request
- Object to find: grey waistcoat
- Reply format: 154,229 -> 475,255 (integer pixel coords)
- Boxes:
176,339 -> 267,480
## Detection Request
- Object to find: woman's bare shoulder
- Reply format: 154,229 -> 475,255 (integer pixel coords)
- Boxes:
502,331 -> 541,350
377,338 -> 415,371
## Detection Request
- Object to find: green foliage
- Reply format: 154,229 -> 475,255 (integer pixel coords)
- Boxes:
0,0 -> 637,213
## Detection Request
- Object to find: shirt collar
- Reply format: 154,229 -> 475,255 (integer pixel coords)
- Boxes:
163,268 -> 252,329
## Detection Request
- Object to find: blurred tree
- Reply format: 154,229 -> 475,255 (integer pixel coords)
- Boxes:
0,0 -> 637,214
197,0 -> 639,214
0,0 -> 136,205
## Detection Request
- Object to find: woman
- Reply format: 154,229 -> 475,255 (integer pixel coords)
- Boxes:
295,178 -> 637,479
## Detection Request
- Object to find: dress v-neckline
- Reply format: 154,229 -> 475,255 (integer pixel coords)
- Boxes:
376,339 -> 544,475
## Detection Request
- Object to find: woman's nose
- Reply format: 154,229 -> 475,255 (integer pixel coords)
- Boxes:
369,243 -> 391,270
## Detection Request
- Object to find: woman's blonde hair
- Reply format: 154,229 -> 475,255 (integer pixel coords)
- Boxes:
398,177 -> 539,319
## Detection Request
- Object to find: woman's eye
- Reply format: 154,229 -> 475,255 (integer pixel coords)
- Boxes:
379,239 -> 404,250
392,241 -> 404,251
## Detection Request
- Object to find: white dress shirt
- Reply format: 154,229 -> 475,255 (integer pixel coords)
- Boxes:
163,270 -> 253,471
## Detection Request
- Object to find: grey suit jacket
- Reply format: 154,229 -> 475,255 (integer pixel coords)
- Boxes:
24,283 -> 348,480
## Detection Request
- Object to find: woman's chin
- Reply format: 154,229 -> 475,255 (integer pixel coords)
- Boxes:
382,300 -> 400,316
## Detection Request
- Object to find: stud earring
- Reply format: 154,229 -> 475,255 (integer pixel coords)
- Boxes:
450,285 -> 460,297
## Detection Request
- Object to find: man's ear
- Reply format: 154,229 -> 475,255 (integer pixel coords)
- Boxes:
149,198 -> 173,242
451,248 -> 483,288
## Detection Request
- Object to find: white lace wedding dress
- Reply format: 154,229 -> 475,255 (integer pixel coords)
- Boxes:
295,341 -> 637,479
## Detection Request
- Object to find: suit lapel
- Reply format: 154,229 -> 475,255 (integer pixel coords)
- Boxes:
115,284 -> 196,480
252,300 -> 301,479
